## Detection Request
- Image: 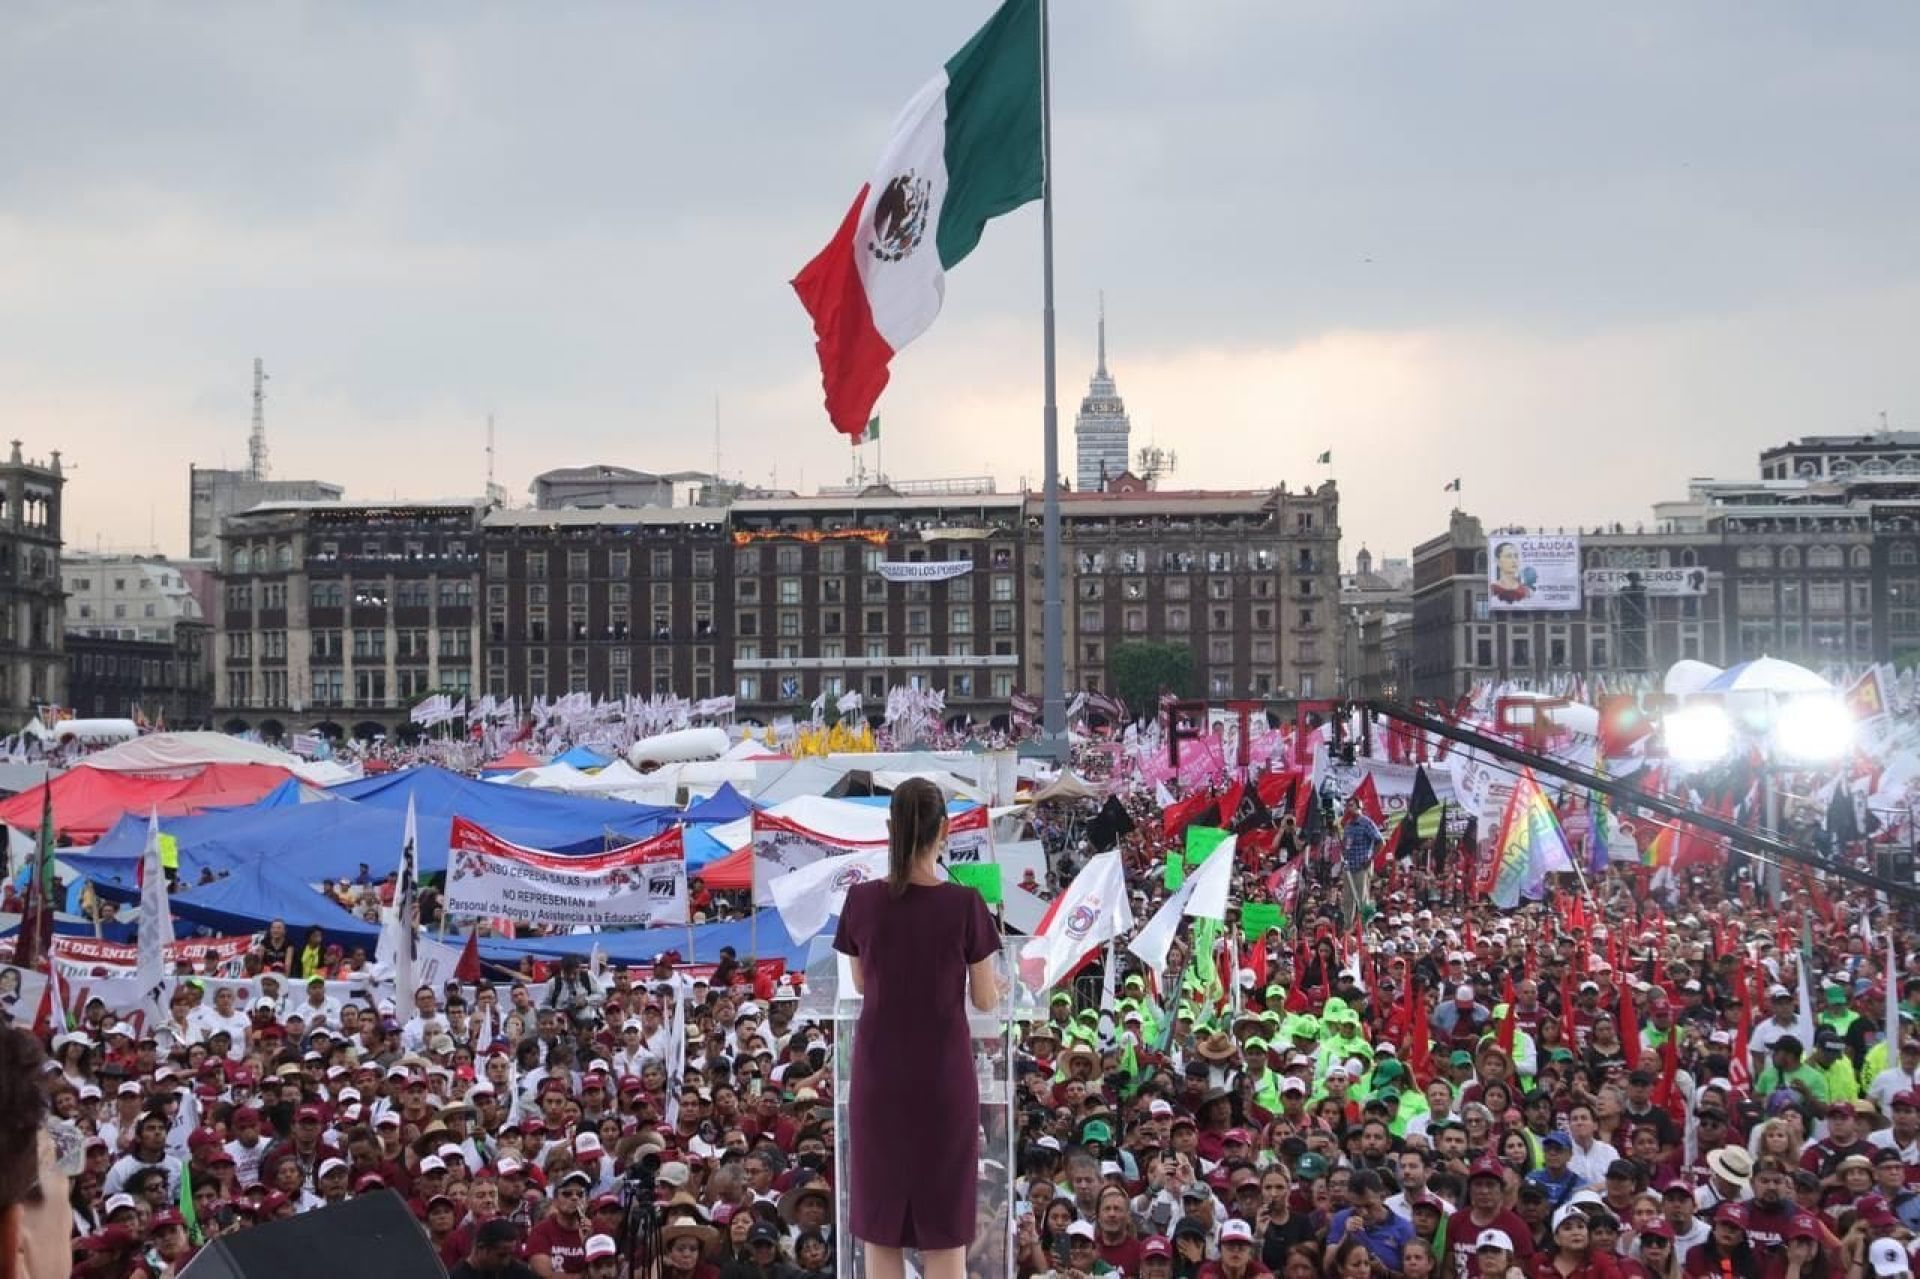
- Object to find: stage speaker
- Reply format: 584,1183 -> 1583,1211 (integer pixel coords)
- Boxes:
180,1190 -> 447,1279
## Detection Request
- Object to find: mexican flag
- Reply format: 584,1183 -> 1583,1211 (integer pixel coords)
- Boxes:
792,0 -> 1044,437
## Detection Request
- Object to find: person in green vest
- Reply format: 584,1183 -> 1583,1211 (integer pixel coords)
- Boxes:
1243,1037 -> 1284,1117
1810,1029 -> 1861,1104
1861,1011 -> 1915,1084
1819,983 -> 1862,1039
1318,999 -> 1373,1080
1755,1034 -> 1830,1106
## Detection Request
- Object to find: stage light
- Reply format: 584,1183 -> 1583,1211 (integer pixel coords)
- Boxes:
1663,703 -> 1733,766
1772,696 -> 1855,763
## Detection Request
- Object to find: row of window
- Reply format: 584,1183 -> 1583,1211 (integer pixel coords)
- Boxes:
1736,621 -> 1873,658
737,606 -> 1017,638
1735,544 -> 1872,570
487,611 -> 714,644
734,638 -> 1017,662
230,629 -> 474,661
509,548 -> 717,579
485,670 -> 718,702
1073,548 -> 1315,574
486,646 -> 709,670
733,545 -> 1014,575
73,653 -> 190,684
738,669 -> 1014,703
1079,604 -> 1314,634
228,667 -> 476,710
1466,626 -> 1708,669
504,582 -> 708,607
1734,579 -> 1873,615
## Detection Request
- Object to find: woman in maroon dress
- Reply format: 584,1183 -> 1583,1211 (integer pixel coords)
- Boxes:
832,777 -> 1002,1279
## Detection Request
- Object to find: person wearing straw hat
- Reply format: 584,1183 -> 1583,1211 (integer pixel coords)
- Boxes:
656,1220 -> 720,1279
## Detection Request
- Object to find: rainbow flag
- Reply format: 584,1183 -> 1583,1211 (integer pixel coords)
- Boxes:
1643,823 -> 1676,870
1485,768 -> 1574,910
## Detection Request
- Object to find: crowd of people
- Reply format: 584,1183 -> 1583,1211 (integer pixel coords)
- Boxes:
5,741 -> 1920,1279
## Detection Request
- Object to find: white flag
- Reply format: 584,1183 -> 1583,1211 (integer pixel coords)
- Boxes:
1019,851 -> 1134,992
381,797 -> 420,1003
769,846 -> 894,944
1888,927 -> 1902,1070
1127,835 -> 1237,978
135,808 -> 174,1014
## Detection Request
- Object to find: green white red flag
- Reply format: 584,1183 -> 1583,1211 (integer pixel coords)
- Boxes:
792,0 -> 1044,436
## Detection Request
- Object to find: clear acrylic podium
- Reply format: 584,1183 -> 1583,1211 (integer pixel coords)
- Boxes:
800,937 -> 1045,1279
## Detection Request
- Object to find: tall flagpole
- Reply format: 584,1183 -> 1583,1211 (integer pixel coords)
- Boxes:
1039,0 -> 1066,748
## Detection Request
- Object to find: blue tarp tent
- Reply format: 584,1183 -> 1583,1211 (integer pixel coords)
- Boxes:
137,861 -> 379,950
683,783 -> 754,825
681,824 -> 734,871
328,766 -> 677,834
73,792 -> 683,893
554,745 -> 612,771
482,908 -> 814,967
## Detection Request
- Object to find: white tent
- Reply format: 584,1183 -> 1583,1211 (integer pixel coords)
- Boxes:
76,731 -> 344,785
1663,659 -> 1725,697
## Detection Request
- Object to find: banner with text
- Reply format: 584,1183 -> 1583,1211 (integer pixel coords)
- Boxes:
875,561 -> 972,582
751,811 -> 886,901
750,805 -> 991,899
445,818 -> 688,928
50,934 -> 255,979
1582,567 -> 1708,597
1487,535 -> 1581,611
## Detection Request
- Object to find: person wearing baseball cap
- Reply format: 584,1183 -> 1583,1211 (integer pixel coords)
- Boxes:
580,1234 -> 621,1279
1137,1234 -> 1173,1279
525,1168 -> 592,1274
1447,1158 -> 1533,1277
1870,1237 -> 1916,1278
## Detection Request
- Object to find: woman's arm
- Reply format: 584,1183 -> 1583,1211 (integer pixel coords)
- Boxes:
968,956 -> 1002,1013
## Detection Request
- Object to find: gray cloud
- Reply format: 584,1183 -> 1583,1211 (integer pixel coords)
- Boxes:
1,1 -> 1916,560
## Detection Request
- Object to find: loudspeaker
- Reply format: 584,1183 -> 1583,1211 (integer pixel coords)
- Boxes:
180,1191 -> 447,1279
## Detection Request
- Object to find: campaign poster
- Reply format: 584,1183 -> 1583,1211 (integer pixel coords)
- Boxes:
1487,535 -> 1581,611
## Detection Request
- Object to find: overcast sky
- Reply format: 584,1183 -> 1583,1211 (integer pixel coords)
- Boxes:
6,1 -> 1918,565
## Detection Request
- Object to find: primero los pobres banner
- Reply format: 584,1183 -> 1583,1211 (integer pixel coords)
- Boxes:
445,817 -> 688,928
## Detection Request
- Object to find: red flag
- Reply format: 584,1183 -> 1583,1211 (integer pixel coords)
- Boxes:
1652,1023 -> 1683,1123
1502,968 -> 1517,1008
1462,916 -> 1476,961
1497,1000 -> 1518,1056
1245,931 -> 1268,994
454,928 -> 482,984
1729,963 -> 1754,1089
1283,941 -> 1310,1012
1350,774 -> 1386,825
1618,983 -> 1642,1070
1408,979 -> 1433,1085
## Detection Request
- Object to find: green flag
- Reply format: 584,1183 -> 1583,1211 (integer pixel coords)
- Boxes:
179,1162 -> 201,1244
1190,917 -> 1222,1001
1163,855 -> 1185,892
1241,902 -> 1285,937
862,417 -> 880,443
948,861 -> 1003,904
1185,825 -> 1229,868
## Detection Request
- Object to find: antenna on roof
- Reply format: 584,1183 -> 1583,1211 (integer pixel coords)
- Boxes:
484,413 -> 508,507
247,357 -> 270,481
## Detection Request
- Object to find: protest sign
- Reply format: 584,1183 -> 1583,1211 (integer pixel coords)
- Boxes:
445,817 -> 688,929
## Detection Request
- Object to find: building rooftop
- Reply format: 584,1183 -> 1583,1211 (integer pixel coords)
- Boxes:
482,506 -> 725,529
732,489 -> 1023,514
234,497 -> 486,517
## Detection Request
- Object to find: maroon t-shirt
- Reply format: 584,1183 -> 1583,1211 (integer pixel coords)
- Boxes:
1447,1206 -> 1534,1278
525,1217 -> 588,1274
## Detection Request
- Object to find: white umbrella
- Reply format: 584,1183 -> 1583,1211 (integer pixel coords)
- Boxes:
1701,657 -> 1831,695
1663,659 -> 1725,697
